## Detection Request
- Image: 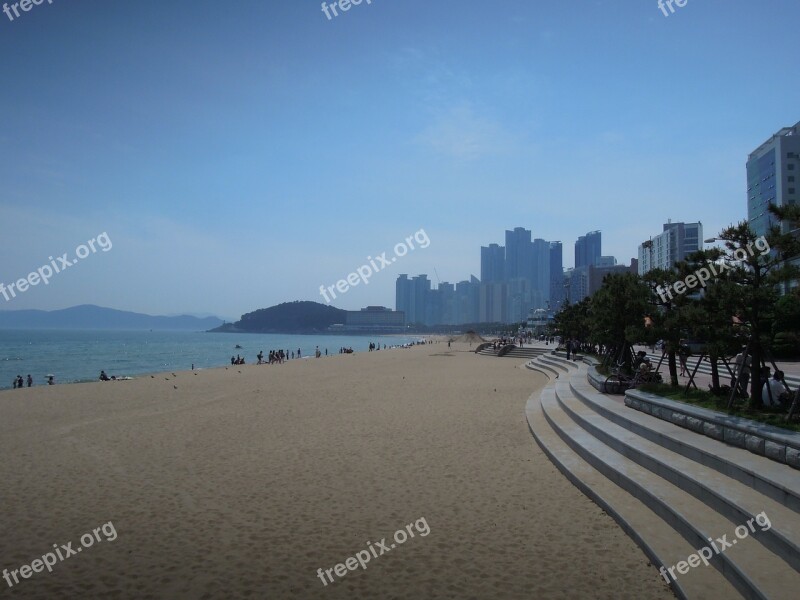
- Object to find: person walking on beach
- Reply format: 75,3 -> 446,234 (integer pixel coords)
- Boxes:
26,374 -> 33,387
297,348 -> 301,358
12,377 -> 17,389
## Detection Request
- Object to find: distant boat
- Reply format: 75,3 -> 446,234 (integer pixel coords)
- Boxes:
235,344 -> 243,349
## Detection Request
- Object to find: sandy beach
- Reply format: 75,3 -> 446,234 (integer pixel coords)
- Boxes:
0,343 -> 674,599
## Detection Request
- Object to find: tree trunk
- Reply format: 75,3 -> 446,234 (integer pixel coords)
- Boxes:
709,354 -> 721,395
668,350 -> 678,387
750,344 -> 763,410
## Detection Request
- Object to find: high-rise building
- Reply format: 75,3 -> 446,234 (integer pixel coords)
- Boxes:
575,231 -> 602,268
455,276 -> 480,324
412,275 -> 431,325
433,282 -> 456,325
637,221 -> 703,275
505,228 -> 533,281
587,264 -> 632,296
747,121 -> 800,238
504,228 -> 532,322
532,238 -> 551,304
395,274 -> 431,325
595,256 -> 617,267
479,282 -> 506,323
567,267 -> 588,303
481,243 -> 505,283
395,274 -> 412,324
549,242 -> 564,312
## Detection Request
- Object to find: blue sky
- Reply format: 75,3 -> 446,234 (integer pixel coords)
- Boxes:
1,0 -> 798,320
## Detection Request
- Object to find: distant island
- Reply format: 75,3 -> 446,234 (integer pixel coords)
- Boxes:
0,305 -> 225,331
210,301 -> 346,334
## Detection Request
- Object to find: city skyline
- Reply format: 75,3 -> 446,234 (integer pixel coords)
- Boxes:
1,1 -> 799,319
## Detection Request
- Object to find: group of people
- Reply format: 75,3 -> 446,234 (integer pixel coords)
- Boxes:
253,348 -> 318,364
231,355 -> 246,365
11,374 -> 54,388
732,352 -> 793,408
367,342 -> 387,351
760,367 -> 792,408
11,375 -> 32,388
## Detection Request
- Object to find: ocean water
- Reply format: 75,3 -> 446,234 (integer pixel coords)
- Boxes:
0,330 -> 420,390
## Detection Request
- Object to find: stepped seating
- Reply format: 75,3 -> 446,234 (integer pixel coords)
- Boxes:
476,346 -> 500,357
476,345 -> 549,359
524,355 -> 800,599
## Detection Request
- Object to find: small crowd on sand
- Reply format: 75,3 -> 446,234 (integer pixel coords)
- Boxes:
254,349 -> 307,364
11,374 -> 54,388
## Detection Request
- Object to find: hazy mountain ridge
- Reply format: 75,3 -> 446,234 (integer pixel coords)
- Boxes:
0,305 -> 224,331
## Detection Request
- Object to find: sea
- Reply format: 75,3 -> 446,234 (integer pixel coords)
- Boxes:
0,330 -> 421,390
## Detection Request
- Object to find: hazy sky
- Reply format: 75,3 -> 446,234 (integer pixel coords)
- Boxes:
1,0 -> 798,321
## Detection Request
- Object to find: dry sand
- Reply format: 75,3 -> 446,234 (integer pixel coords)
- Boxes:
0,343 -> 674,599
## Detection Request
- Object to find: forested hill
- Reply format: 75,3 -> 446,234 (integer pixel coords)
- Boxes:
210,301 -> 347,333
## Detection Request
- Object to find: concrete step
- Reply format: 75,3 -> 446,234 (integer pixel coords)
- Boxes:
542,353 -> 581,370
526,389 -> 740,600
540,390 -> 800,599
477,349 -> 499,357
538,354 -> 573,374
568,374 -> 800,516
502,346 -> 549,359
554,379 -> 800,573
525,358 -> 560,380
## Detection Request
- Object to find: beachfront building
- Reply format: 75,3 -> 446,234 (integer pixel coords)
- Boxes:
637,221 -> 703,275
344,307 -> 405,332
747,121 -> 800,238
526,307 -> 553,336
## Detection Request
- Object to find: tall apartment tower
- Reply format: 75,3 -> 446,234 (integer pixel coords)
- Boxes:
549,241 -> 564,312
574,231 -> 601,268
395,274 -> 431,325
531,238 -> 551,309
747,121 -> 800,238
504,227 -> 533,281
395,275 -> 412,324
480,243 -> 505,283
637,221 -> 703,275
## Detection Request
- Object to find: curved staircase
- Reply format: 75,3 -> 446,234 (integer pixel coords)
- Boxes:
476,344 -> 550,360
524,353 -> 800,600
